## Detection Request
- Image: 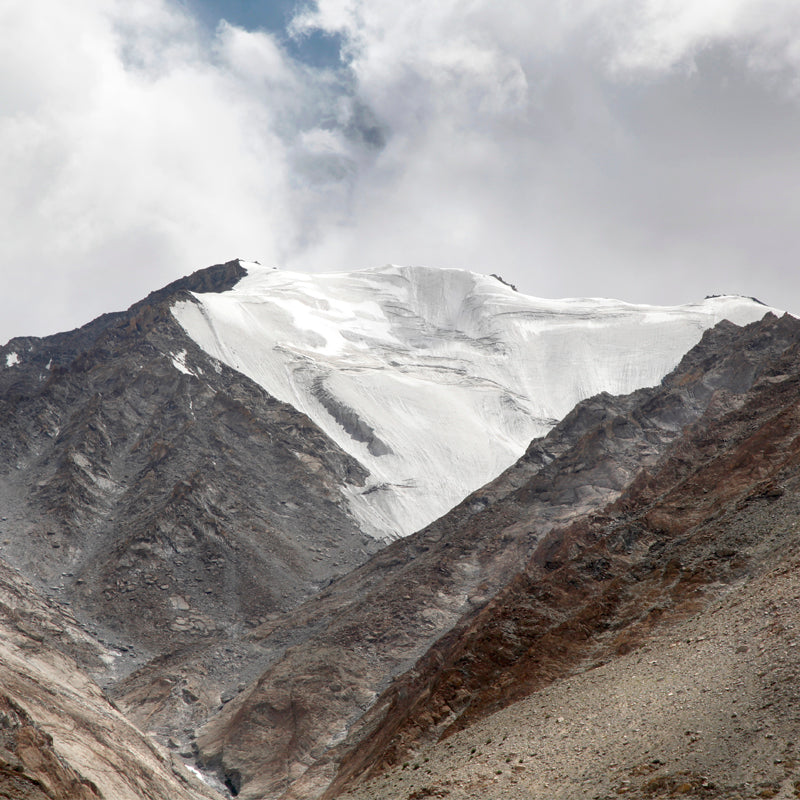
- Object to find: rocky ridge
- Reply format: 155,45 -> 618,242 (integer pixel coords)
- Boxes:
0,261 -> 380,780
0,262 -> 376,648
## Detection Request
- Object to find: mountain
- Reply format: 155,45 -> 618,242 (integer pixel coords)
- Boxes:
0,259 -> 791,800
0,262 -> 384,788
173,263 -> 775,538
193,311 -> 800,800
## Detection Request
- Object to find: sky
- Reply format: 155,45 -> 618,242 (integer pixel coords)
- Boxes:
2,0 -> 800,342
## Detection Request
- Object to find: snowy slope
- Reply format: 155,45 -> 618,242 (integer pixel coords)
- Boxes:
173,263 -> 780,539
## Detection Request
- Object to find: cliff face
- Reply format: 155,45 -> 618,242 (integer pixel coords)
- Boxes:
196,312 -> 800,800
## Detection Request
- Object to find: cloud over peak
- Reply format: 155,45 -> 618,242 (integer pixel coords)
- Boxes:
1,0 -> 800,341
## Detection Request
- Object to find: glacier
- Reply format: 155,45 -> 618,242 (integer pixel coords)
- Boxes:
172,263 -> 780,539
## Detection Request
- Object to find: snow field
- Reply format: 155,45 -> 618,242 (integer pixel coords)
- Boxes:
173,263 -> 779,538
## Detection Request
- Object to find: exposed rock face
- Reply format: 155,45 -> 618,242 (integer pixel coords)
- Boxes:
0,557 -> 223,800
1,262 -> 376,638
196,312 -> 800,799
335,314 -> 800,800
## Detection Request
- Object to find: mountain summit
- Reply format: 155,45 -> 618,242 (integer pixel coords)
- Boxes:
173,261 -> 778,537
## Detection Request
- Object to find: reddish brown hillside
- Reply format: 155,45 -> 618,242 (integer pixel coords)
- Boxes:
327,326 -> 800,796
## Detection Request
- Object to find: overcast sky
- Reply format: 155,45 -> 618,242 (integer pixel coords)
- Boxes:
2,0 -> 800,342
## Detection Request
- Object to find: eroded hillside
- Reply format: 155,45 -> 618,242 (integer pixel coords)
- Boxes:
338,317 -> 800,799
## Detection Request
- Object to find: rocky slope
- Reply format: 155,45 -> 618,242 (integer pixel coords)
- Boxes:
0,261 -> 380,764
343,548 -> 800,800
336,312 -> 800,800
1,263 -> 379,640
194,312 -> 800,799
0,556 -> 223,800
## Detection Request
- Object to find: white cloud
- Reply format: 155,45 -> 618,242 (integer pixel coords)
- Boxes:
603,0 -> 800,78
2,0 -> 800,342
287,0 -> 800,307
213,20 -> 297,86
0,0 -> 305,340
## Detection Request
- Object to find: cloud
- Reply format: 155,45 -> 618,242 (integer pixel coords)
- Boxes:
288,0 -> 800,306
0,1 -> 315,340
606,0 -> 800,77
2,0 -> 800,342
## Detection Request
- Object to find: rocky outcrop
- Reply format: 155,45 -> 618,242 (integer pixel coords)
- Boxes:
310,377 -> 393,457
196,312 -> 800,799
0,557 -> 223,800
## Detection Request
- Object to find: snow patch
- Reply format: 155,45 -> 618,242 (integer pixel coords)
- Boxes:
185,764 -> 205,781
173,263 -> 781,539
185,764 -> 214,787
5,352 -> 19,367
171,350 -> 194,376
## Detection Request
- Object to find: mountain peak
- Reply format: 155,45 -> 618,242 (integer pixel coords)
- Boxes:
172,263 -> 781,538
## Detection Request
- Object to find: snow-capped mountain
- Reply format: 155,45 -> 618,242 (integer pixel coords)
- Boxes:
0,258 -> 795,800
173,262 -> 779,538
